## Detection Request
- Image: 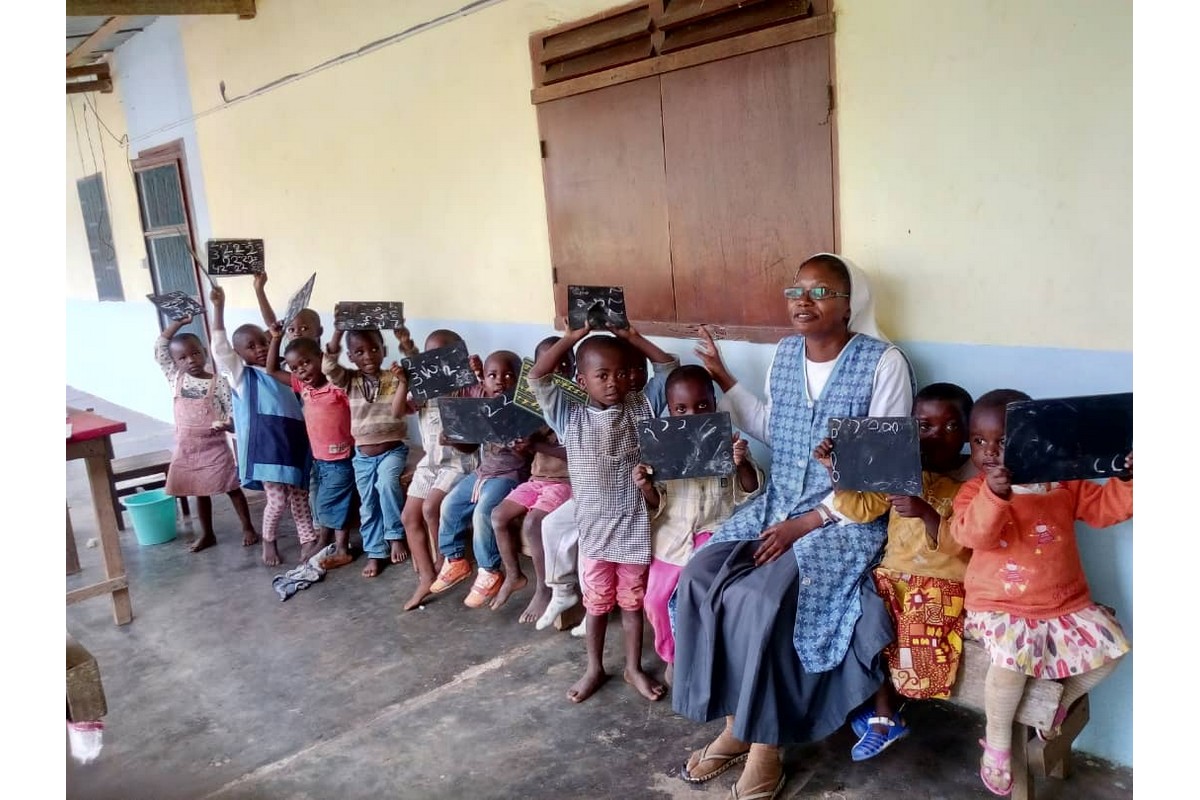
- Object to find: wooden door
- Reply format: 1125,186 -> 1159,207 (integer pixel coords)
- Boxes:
536,76 -> 676,326
131,141 -> 208,342
659,37 -> 835,332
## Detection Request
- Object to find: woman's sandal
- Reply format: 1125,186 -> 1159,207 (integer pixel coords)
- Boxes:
679,743 -> 750,783
979,738 -> 1013,796
730,772 -> 786,800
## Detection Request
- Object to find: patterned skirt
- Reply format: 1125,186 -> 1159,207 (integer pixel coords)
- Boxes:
964,603 -> 1131,679
873,569 -> 966,700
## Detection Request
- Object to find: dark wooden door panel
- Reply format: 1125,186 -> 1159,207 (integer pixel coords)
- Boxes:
537,76 -> 676,325
660,37 -> 834,329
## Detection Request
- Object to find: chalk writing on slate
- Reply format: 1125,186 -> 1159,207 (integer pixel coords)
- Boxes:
828,416 -> 922,495
333,301 -> 405,331
1003,392 -> 1133,485
567,285 -> 629,330
513,357 -> 588,418
283,273 -> 316,326
439,393 -> 544,445
637,412 -> 734,481
402,342 -> 478,403
206,239 -> 265,275
147,291 -> 205,321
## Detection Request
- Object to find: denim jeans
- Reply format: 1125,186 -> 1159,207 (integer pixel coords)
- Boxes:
438,475 -> 520,571
352,444 -> 409,560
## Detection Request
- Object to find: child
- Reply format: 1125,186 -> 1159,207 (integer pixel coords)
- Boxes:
154,313 -> 258,552
489,336 -> 576,620
535,339 -> 660,632
210,286 -> 315,567
530,323 -> 677,703
396,328 -> 483,610
253,271 -> 323,345
265,325 -> 355,567
634,365 -> 761,685
430,350 -> 532,608
323,326 -> 417,579
950,389 -> 1132,796
814,382 -> 975,761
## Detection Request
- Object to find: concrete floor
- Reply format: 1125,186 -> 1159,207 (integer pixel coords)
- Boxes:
66,387 -> 1134,800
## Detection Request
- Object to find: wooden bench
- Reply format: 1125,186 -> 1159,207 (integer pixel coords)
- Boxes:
944,640 -> 1091,800
109,450 -> 190,531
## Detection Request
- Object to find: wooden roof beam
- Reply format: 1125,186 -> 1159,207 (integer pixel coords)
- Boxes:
66,16 -> 125,68
66,1 -> 256,17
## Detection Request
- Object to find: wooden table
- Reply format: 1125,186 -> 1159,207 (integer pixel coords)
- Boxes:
67,409 -> 132,625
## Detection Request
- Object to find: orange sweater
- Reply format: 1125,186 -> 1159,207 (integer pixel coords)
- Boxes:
950,475 -> 1132,618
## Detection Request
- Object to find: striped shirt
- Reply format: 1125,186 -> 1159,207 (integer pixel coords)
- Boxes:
650,456 -> 764,566
322,354 -> 409,447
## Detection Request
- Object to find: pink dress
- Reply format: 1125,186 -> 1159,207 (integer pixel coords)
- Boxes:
165,372 -> 240,497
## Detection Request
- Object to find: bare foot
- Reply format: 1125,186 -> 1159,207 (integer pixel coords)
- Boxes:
390,539 -> 410,564
299,540 -> 323,562
261,540 -> 282,567
664,662 -> 674,687
318,550 -> 354,570
519,586 -> 552,624
241,529 -> 260,547
362,557 -> 386,578
403,575 -> 435,611
624,667 -> 666,702
490,573 -> 529,611
433,554 -> 445,574
190,533 -> 217,553
316,529 -> 333,549
567,667 -> 610,703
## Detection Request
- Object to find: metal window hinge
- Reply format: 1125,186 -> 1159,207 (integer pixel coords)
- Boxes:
552,267 -> 559,284
827,84 -> 836,113
540,140 -> 548,159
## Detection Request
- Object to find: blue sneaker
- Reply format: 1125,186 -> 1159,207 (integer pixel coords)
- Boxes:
850,715 -> 910,762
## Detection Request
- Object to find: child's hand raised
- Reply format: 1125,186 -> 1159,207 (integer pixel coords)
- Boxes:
984,464 -> 1013,499
268,321 -> 284,340
210,285 -> 225,306
732,433 -> 748,466
254,271 -> 268,292
632,463 -> 653,489
887,494 -> 937,521
812,437 -> 835,470
468,354 -> 484,378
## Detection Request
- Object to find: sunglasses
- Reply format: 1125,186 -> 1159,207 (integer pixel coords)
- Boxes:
783,286 -> 851,301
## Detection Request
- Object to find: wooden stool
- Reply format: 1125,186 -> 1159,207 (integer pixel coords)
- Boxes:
945,640 -> 1090,800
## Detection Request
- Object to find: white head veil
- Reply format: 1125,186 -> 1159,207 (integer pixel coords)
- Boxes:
801,252 -> 889,343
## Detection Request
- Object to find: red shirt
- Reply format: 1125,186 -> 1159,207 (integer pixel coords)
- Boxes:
291,376 -> 354,461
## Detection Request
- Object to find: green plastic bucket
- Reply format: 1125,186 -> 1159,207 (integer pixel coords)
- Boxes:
120,489 -> 178,546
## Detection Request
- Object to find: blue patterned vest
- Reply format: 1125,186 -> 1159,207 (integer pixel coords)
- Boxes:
705,333 -> 910,672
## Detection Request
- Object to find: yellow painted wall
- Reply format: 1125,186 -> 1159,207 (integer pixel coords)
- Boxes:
834,0 -> 1132,350
65,86 -> 151,301
175,0 -> 1130,351
179,0 -> 614,323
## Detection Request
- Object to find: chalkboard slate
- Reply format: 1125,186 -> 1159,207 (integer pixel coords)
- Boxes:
283,273 -> 316,326
333,301 -> 405,331
567,285 -> 629,330
147,291 -> 205,321
439,393 -> 544,445
401,342 -> 478,403
513,357 -> 588,419
637,412 -> 734,481
206,239 -> 265,275
1003,392 -> 1133,484
828,416 -> 922,495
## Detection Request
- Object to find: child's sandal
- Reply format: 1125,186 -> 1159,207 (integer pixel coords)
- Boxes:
850,715 -> 910,761
1035,702 -> 1071,741
979,739 -> 1013,796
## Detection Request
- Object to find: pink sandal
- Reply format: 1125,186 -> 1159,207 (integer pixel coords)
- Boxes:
1035,702 -> 1070,741
979,739 -> 1013,796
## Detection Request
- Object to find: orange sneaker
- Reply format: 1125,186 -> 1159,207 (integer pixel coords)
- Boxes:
464,568 -> 503,608
430,557 -> 472,593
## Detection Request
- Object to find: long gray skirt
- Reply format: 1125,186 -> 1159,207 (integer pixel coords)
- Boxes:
672,539 -> 894,746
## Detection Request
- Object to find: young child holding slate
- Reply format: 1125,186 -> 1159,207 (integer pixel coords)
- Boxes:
950,389 -> 1133,797
396,328 -> 482,611
529,324 -> 677,704
489,336 -> 576,620
253,272 -> 323,346
154,313 -> 259,553
210,286 -> 315,567
813,382 -> 975,762
323,325 -> 417,579
633,365 -> 762,684
264,324 -> 355,567
430,351 -> 533,608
